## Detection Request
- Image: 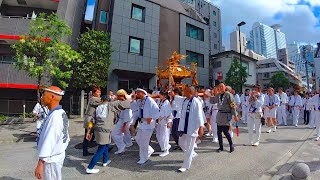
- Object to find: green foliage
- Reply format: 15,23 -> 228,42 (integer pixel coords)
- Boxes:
72,28 -> 112,89
269,72 -> 290,90
225,58 -> 248,93
0,114 -> 6,122
11,13 -> 81,89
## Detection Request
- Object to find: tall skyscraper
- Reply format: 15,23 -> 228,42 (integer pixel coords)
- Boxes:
230,30 -> 247,53
250,22 -> 287,58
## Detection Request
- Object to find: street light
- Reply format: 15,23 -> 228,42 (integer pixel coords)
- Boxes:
237,21 -> 246,92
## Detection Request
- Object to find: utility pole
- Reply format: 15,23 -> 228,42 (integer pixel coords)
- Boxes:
303,45 -> 310,92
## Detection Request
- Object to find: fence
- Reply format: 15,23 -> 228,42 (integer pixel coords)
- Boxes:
0,99 -> 37,116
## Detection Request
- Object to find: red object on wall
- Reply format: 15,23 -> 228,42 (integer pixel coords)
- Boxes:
0,34 -> 51,42
217,72 -> 223,80
0,83 -> 38,89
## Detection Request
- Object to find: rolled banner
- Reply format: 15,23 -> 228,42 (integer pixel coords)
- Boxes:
236,122 -> 239,137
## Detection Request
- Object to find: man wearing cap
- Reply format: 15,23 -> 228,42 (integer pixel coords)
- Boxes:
131,88 -> 160,164
210,82 -> 238,153
35,86 -> 69,180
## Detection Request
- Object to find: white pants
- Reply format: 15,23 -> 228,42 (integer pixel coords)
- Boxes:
315,111 -> 320,138
277,105 -> 287,125
248,113 -> 262,144
241,106 -> 248,123
43,161 -> 63,180
265,108 -> 277,119
112,122 -> 132,151
156,123 -> 170,151
179,134 -> 196,169
292,107 -> 300,126
210,110 -> 218,140
135,129 -> 154,161
309,110 -> 315,128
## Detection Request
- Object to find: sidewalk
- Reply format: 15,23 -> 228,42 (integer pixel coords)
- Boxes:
260,128 -> 320,180
0,116 -> 85,144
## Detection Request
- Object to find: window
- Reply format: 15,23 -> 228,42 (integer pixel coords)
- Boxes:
186,51 -> 204,68
214,32 -> 217,38
131,4 -> 145,22
241,61 -> 250,75
212,10 -> 216,16
263,72 -> 270,78
214,44 -> 218,49
213,21 -> 217,27
213,61 -> 221,68
129,37 -> 144,55
99,11 -> 108,24
186,23 -> 204,41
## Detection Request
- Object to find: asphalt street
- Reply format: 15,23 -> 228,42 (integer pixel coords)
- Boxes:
0,116 -> 318,180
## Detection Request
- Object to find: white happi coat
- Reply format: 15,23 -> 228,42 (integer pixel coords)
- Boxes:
171,95 -> 185,119
33,103 -> 49,129
158,99 -> 173,125
137,96 -> 160,129
178,97 -> 205,137
264,94 -> 280,118
38,106 -> 69,163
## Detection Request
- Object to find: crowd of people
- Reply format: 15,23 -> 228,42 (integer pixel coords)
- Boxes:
32,82 -> 320,179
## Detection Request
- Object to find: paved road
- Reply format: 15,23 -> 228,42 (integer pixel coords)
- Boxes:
0,115 -> 318,180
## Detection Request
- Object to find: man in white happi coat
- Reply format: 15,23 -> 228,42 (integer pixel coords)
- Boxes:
112,92 -> 134,154
33,100 -> 49,136
156,90 -> 173,157
170,88 -> 185,150
177,86 -> 205,173
264,87 -> 280,133
131,88 -> 160,164
209,87 -> 219,143
240,89 -> 250,124
277,87 -> 289,126
307,89 -> 320,141
289,90 -> 302,127
35,86 -> 69,180
308,94 -> 316,129
246,84 -> 264,146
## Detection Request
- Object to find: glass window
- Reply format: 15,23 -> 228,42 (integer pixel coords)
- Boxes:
129,37 -> 143,55
186,23 -> 204,41
213,21 -> 217,27
213,10 -> 216,16
213,61 -> 221,68
241,61 -> 249,74
186,51 -> 204,68
131,4 -> 145,22
99,11 -> 108,24
214,44 -> 218,49
214,32 -> 217,38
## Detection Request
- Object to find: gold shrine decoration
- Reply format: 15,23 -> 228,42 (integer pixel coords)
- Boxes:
156,51 -> 198,88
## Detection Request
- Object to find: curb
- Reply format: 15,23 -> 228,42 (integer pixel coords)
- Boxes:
259,128 -> 315,180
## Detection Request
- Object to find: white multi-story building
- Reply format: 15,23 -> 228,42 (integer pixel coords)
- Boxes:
230,30 -> 247,53
250,22 -> 287,59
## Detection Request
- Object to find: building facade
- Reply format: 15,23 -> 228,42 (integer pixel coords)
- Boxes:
0,0 -> 86,115
250,22 -> 287,59
256,58 -> 301,90
86,0 -> 221,91
230,30 -> 247,53
210,50 -> 257,92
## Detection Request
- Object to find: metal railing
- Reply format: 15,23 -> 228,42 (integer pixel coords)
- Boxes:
0,99 -> 37,116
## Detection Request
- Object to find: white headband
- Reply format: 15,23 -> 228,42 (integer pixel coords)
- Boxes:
45,88 -> 65,96
136,88 -> 147,95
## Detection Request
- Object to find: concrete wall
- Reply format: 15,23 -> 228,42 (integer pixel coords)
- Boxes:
180,14 -> 210,87
158,7 -> 180,68
0,18 -> 30,35
108,0 -> 160,91
57,0 -> 86,49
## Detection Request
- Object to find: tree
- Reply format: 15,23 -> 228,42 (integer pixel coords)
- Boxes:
269,72 -> 290,90
12,13 -> 81,98
72,28 -> 112,89
225,58 -> 248,93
